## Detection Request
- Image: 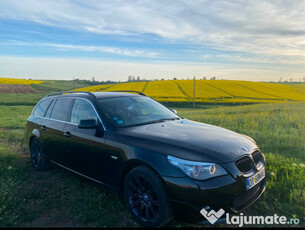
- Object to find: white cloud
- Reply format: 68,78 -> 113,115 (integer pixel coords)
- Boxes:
1,1 -> 304,40
0,0 -> 304,78
46,44 -> 158,57
2,41 -> 159,58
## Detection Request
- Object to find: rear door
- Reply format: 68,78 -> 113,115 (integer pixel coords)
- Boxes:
27,98 -> 53,144
40,97 -> 73,165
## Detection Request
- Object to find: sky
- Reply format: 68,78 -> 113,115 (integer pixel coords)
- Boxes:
0,0 -> 304,82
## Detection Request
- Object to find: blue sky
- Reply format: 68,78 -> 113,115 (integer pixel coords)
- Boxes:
0,0 -> 304,81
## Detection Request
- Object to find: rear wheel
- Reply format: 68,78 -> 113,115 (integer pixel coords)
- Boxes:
30,138 -> 50,171
123,165 -> 173,227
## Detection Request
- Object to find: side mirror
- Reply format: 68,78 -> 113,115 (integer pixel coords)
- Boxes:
78,119 -> 97,129
172,109 -> 177,114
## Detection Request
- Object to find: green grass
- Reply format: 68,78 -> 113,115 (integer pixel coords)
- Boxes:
0,94 -> 45,106
0,100 -> 304,227
0,106 -> 33,128
254,154 -> 305,222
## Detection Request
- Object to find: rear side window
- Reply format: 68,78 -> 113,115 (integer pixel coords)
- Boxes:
70,99 -> 97,124
50,98 -> 73,121
45,99 -> 55,118
32,99 -> 52,117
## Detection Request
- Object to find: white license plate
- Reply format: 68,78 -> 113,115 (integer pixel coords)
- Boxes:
246,168 -> 265,190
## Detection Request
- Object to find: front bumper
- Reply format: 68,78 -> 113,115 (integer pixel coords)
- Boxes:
162,162 -> 266,224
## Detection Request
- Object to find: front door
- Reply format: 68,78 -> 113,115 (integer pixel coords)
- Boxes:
63,98 -> 112,184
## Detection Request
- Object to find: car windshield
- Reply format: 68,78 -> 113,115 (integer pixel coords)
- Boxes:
98,96 -> 180,127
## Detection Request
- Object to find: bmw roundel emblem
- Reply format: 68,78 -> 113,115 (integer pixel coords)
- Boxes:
241,146 -> 248,152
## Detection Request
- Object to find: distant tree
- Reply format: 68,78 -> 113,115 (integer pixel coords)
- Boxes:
128,75 -> 133,81
173,77 -> 177,80
202,77 -> 206,80
137,76 -> 140,81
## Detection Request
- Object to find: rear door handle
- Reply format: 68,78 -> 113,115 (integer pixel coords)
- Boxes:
64,131 -> 71,137
41,125 -> 46,130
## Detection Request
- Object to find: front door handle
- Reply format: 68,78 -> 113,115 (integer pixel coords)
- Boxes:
41,125 -> 46,130
64,131 -> 71,137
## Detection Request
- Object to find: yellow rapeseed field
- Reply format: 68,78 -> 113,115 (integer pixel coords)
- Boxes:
176,80 -> 232,99
0,78 -> 44,85
204,80 -> 281,99
236,81 -> 305,101
104,82 -> 147,92
75,80 -> 305,104
291,83 -> 305,92
144,80 -> 186,100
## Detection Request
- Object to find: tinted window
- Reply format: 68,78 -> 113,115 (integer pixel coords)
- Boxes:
45,99 -> 55,118
98,96 -> 179,127
70,99 -> 97,124
33,99 -> 52,117
50,98 -> 73,121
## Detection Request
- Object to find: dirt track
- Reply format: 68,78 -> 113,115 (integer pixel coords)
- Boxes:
0,84 -> 38,93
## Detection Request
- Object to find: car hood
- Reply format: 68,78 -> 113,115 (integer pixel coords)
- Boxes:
117,119 -> 258,163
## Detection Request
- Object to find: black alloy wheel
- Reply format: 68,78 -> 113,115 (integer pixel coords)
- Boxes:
30,138 -> 49,171
123,166 -> 172,227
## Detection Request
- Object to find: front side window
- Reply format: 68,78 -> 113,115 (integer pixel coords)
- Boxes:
50,98 -> 73,121
70,99 -> 97,124
98,96 -> 179,127
32,99 -> 52,117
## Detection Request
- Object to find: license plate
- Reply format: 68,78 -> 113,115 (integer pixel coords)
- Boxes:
246,168 -> 265,190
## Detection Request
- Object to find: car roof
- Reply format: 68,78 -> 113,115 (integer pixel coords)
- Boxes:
93,92 -> 143,99
44,91 -> 143,100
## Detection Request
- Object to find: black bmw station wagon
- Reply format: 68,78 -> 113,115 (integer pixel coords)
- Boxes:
25,91 -> 266,227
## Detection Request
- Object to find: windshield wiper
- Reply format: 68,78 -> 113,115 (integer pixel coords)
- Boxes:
159,117 -> 180,121
121,117 -> 180,128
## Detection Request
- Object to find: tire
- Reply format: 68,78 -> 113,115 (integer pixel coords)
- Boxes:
29,138 -> 50,171
123,165 -> 173,227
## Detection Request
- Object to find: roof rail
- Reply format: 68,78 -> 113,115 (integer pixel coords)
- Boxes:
107,90 -> 146,96
45,91 -> 96,98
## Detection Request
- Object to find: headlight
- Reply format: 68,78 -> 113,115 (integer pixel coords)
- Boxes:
167,155 -> 228,180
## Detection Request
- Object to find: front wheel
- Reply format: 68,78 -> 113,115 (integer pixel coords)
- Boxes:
30,138 -> 50,171
123,165 -> 173,227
